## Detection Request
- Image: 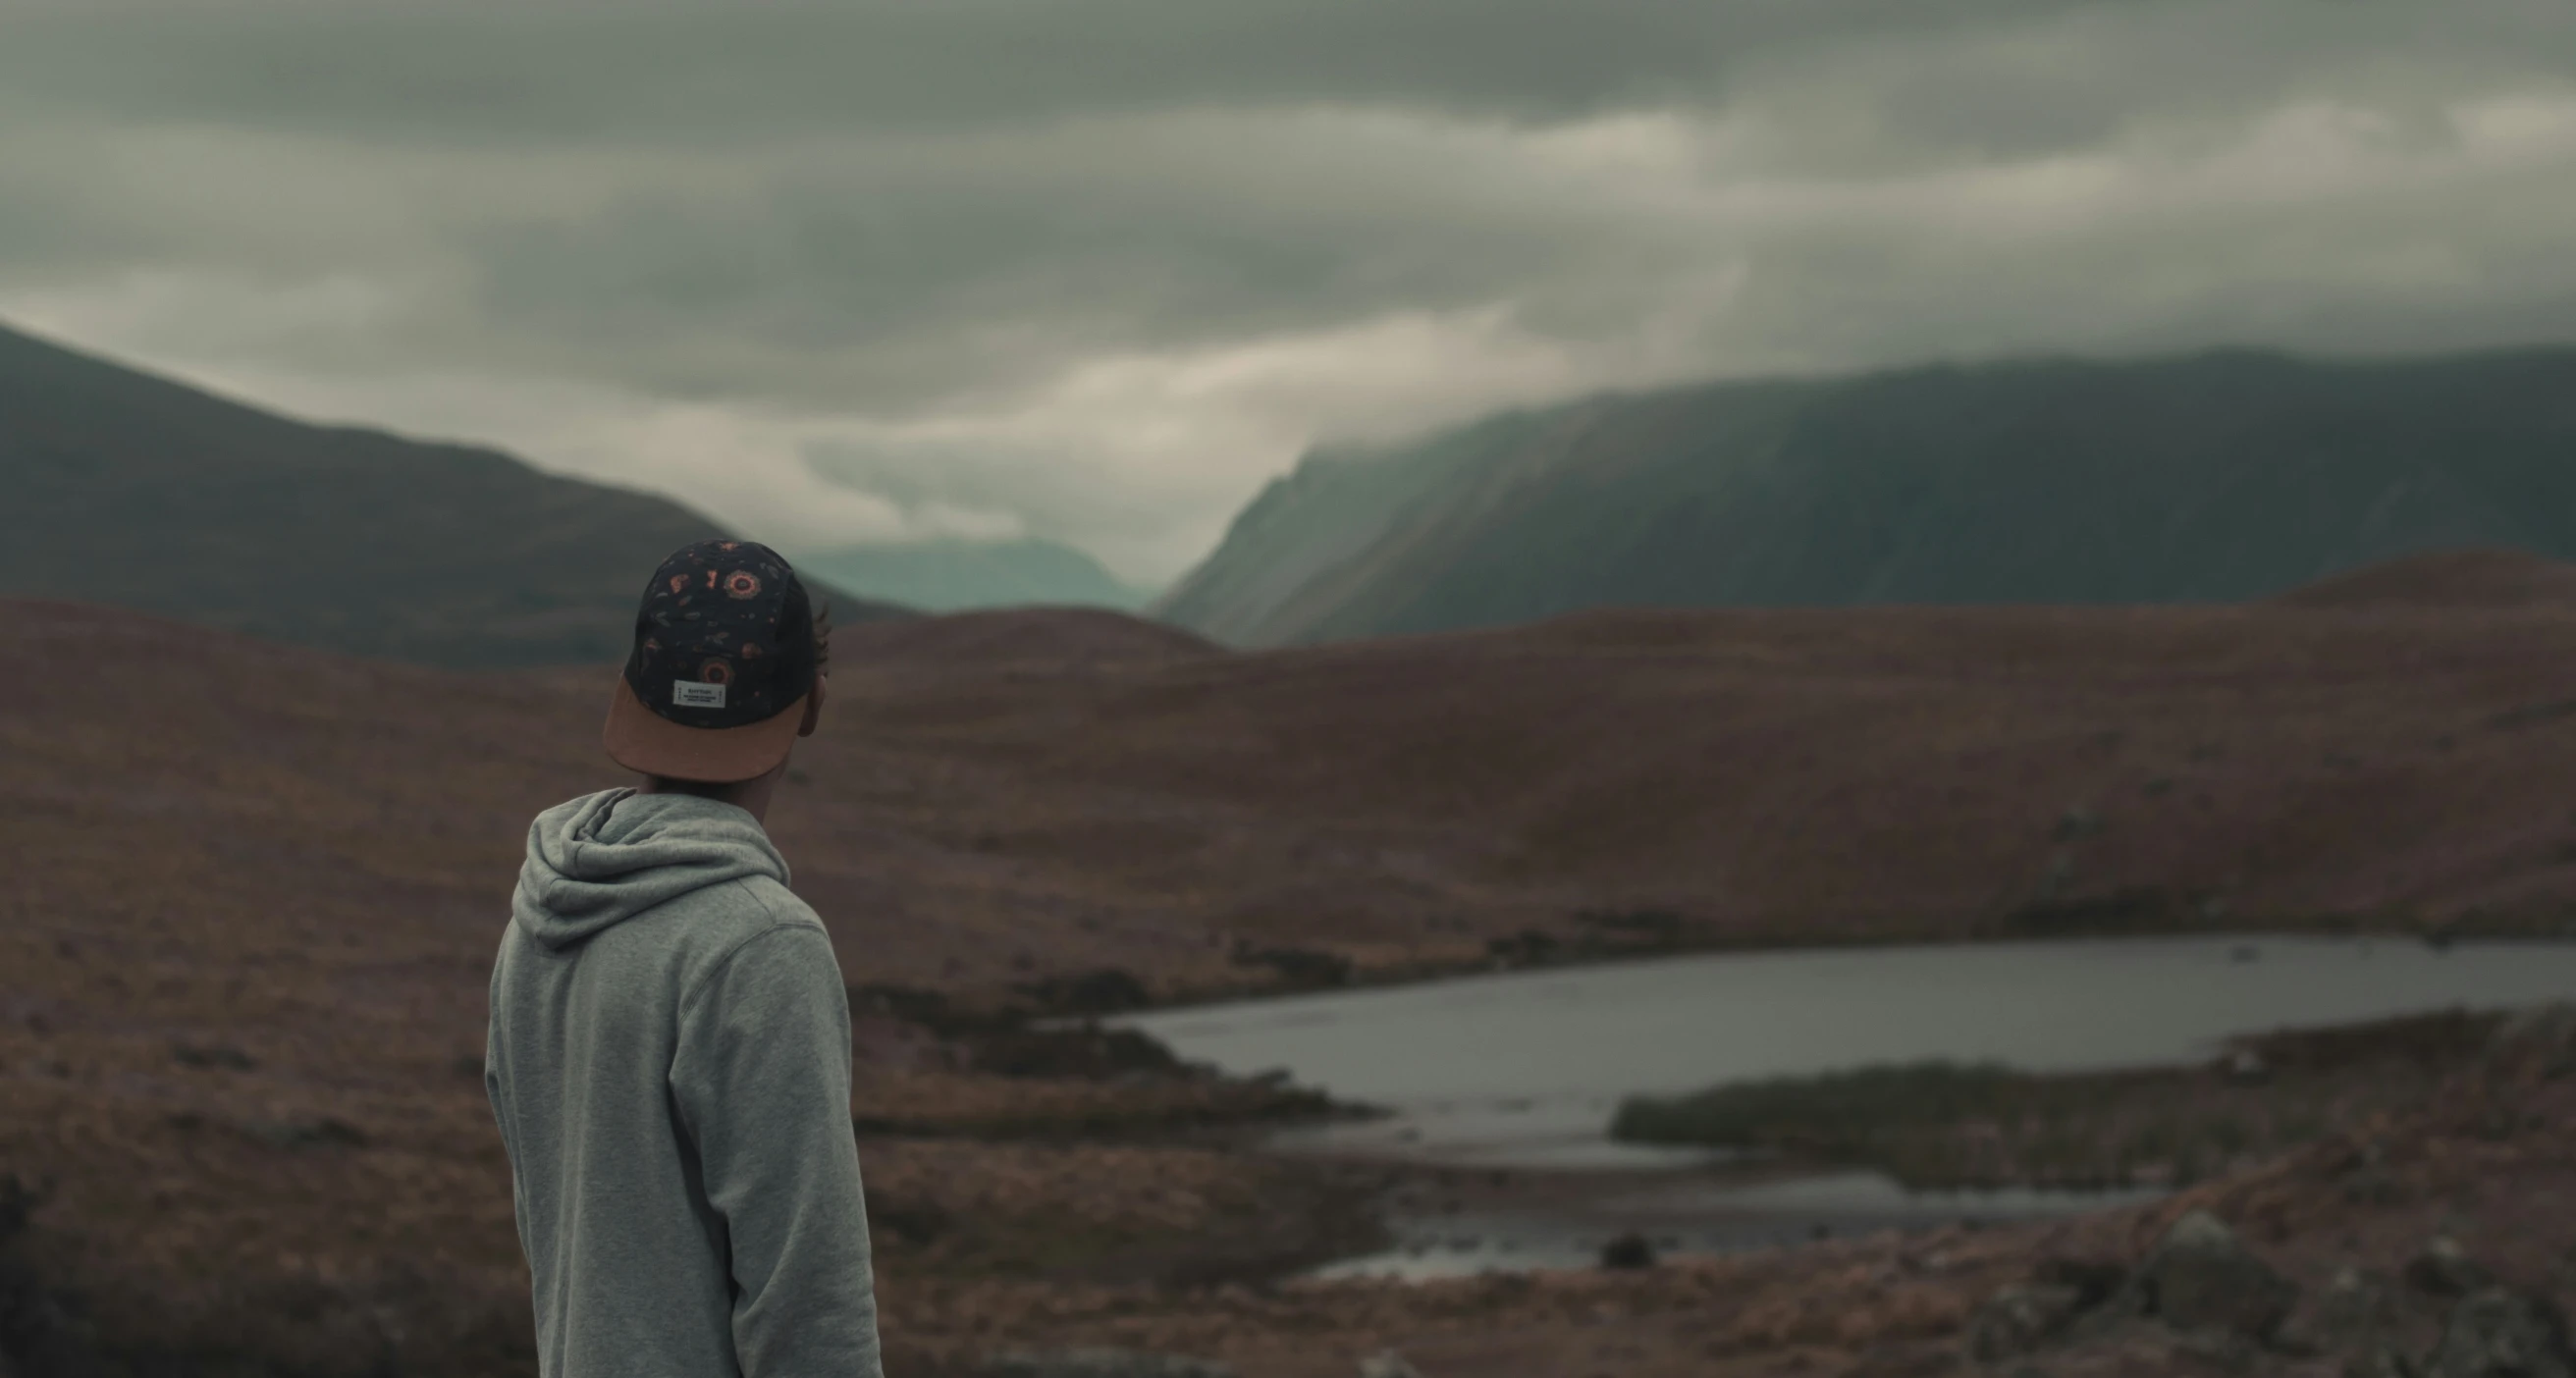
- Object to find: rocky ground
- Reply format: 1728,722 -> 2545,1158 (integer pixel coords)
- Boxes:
862,1007 -> 2576,1378
5,997 -> 2573,1377
0,992 -> 1376,1377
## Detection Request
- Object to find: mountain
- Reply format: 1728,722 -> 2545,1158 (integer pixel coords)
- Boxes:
832,604 -> 1218,666
0,319 -> 908,667
794,537 -> 1152,613
1156,346 -> 2576,646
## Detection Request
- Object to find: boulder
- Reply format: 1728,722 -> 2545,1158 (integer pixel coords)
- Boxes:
2405,1240 -> 2495,1299
2031,1256 -> 2128,1307
2124,1210 -> 2299,1341
1969,1284 -> 2088,1361
2422,1289 -> 2575,1378
2490,1003 -> 2576,1055
1357,1352 -> 1424,1378
2287,1266 -> 2399,1356
2487,1005 -> 2576,1081
985,1349 -> 1239,1378
1599,1233 -> 1656,1270
2345,1344 -> 2420,1378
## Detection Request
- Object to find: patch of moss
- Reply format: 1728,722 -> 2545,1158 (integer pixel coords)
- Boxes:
1612,1010 -> 2500,1190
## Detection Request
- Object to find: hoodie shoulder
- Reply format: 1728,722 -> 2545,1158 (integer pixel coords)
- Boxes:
687,872 -> 825,944
671,874 -> 837,1006
511,788 -> 798,953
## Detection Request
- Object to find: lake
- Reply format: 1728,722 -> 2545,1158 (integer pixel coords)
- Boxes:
1119,934 -> 2576,1277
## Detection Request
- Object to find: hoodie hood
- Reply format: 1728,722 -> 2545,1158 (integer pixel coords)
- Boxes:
511,788 -> 790,951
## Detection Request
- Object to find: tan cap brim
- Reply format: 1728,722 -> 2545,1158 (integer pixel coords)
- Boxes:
604,675 -> 809,784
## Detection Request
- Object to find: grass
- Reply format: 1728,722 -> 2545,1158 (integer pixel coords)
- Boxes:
1615,1061 -> 2036,1145
1611,1010 -> 2500,1191
1612,1060 -> 2168,1189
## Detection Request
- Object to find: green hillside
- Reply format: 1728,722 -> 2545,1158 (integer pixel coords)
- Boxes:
1155,348 -> 2576,646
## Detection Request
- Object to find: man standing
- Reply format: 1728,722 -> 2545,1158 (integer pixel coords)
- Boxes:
485,539 -> 884,1377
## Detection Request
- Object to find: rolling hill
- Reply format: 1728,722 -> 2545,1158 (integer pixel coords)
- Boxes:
1156,347 -> 2576,646
0,319 -> 908,667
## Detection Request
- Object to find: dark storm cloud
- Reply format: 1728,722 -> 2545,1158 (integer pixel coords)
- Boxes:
0,0 -> 2033,140
453,110 -> 1644,408
4,1 -> 2566,156
0,0 -> 2570,579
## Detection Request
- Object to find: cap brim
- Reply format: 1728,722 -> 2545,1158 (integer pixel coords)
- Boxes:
604,675 -> 809,784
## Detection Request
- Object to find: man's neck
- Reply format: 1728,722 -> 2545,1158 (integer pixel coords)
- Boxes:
635,770 -> 779,823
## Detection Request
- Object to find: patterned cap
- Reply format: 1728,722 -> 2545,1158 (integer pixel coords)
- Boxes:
602,540 -> 828,782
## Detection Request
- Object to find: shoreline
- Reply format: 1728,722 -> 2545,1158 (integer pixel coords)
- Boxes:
1070,914 -> 2576,1026
1089,953 -> 2569,1287
9,949 -> 2571,1376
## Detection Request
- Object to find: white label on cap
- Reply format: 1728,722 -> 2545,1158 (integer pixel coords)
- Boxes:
672,680 -> 727,709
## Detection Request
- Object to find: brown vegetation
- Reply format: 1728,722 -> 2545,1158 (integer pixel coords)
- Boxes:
9,550 -> 2576,1373
1613,1008 -> 2506,1191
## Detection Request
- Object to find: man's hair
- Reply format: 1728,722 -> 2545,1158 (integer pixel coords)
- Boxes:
811,594 -> 832,676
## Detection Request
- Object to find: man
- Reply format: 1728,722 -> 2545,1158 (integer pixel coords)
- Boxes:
485,539 -> 884,1378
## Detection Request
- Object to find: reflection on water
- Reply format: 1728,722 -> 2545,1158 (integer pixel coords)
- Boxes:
1310,1170 -> 2165,1282
1264,1101 -> 1731,1171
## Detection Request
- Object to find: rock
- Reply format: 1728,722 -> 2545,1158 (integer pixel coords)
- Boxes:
0,1259 -> 83,1378
2172,1327 -> 2264,1371
1969,1284 -> 2088,1361
2224,1048 -> 2273,1084
2031,1257 -> 2127,1308
2037,850 -> 2076,900
2488,1003 -> 2576,1059
240,1116 -> 370,1150
984,1349 -> 1239,1378
1357,1352 -> 1424,1378
2345,1344 -> 2419,1378
1599,1232 -> 1656,1270
2405,1239 -> 2496,1299
2340,1140 -> 2403,1206
170,1040 -> 258,1071
2123,1209 -> 2299,1341
2292,1267 -> 2398,1354
2422,1289 -> 2575,1378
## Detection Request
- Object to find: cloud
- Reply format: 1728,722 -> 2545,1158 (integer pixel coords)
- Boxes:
1,0 -> 2572,583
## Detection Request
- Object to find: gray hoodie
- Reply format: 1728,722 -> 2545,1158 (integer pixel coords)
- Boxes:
486,787 -> 883,1378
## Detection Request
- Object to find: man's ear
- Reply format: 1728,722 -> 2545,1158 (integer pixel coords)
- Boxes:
797,675 -> 827,737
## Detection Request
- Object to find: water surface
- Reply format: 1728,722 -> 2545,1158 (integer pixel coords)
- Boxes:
1125,934 -> 2576,1277
1126,934 -> 2576,1168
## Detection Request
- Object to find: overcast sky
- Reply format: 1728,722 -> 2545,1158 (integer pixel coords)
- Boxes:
5,0 -> 2573,585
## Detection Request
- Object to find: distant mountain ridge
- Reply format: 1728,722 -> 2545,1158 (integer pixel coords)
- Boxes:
0,320 -> 908,667
1155,347 -> 2576,646
795,537 -> 1151,613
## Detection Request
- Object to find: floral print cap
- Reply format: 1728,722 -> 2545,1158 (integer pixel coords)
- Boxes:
620,539 -> 823,730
